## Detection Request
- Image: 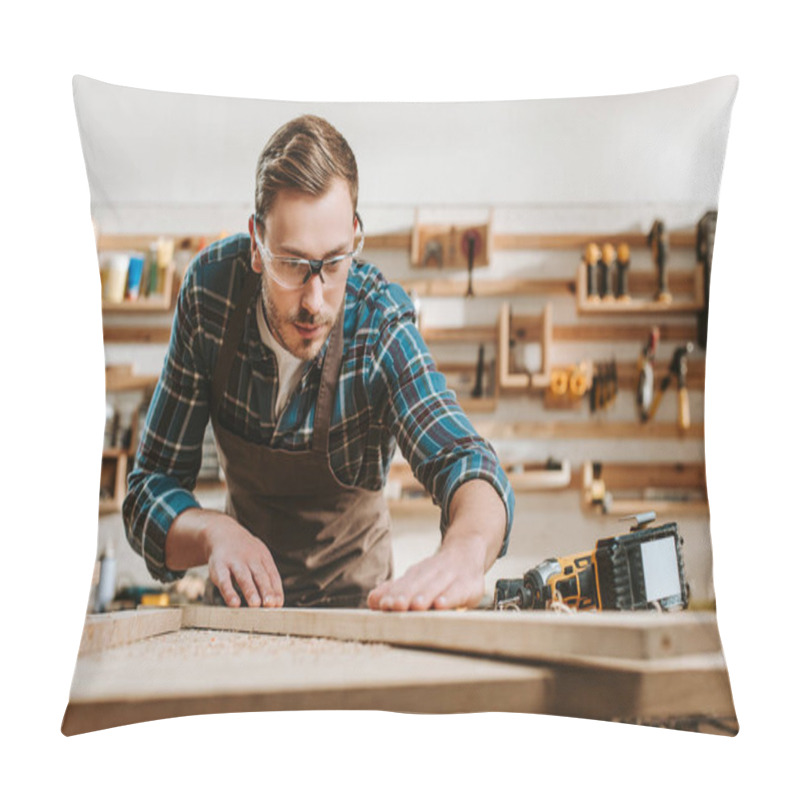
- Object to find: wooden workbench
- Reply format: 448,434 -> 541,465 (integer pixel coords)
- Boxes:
62,607 -> 737,736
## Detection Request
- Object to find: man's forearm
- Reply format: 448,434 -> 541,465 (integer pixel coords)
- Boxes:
166,508 -> 285,608
164,507 -> 220,570
442,479 -> 507,569
366,478 -> 507,611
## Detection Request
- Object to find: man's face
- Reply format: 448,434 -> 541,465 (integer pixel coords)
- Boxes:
250,178 -> 355,360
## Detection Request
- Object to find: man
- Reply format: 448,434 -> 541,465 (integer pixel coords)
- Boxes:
123,114 -> 514,611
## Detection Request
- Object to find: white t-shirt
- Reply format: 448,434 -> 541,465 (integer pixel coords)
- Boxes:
257,301 -> 309,417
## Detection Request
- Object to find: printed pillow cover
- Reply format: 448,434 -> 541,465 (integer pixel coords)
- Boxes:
63,74 -> 738,736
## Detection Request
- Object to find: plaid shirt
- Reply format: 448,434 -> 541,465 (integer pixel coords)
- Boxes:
123,233 -> 514,582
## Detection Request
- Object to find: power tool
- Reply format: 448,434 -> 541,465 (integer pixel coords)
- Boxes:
494,512 -> 689,612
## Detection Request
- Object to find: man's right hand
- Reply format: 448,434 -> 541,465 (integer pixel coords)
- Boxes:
166,509 -> 284,608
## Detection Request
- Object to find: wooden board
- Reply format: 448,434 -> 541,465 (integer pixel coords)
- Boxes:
474,420 -> 704,440
63,628 -> 554,735
181,607 -> 723,668
78,609 -> 183,655
63,612 -> 735,736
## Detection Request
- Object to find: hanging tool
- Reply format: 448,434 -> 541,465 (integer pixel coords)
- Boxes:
408,289 -> 422,329
636,327 -> 660,422
422,239 -> 444,268
696,210 -> 717,349
494,512 -> 689,611
471,344 -> 485,398
646,343 -> 694,430
585,242 -> 601,300
591,359 -> 618,412
587,461 -> 611,513
616,242 -> 631,300
599,243 -> 616,300
648,219 -> 671,301
462,229 -> 481,298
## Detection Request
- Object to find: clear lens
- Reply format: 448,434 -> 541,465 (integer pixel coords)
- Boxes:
269,255 -> 353,288
254,213 -> 364,290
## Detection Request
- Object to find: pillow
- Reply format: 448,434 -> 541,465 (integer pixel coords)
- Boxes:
65,74 -> 739,737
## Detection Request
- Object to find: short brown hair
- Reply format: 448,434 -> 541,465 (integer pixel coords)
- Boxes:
254,115 -> 358,228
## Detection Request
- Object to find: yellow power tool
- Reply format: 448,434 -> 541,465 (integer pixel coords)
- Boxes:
494,512 -> 689,612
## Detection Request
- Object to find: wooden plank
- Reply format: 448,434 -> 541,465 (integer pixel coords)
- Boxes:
63,628 -> 554,734
181,607 -> 723,667
103,321 -> 699,346
77,609 -> 184,655
420,323 -> 698,346
400,273 -> 695,299
105,372 -> 159,392
403,277 -> 575,297
474,420 -> 704,440
552,322 -> 697,342
493,231 -> 697,250
389,460 -> 572,493
547,652 -> 735,725
102,295 -> 172,313
420,324 -> 495,344
579,298 -> 704,315
497,301 -> 531,389
103,326 -> 172,344
365,231 -> 698,251
365,232 -> 414,250
63,612 -> 735,736
599,462 -> 707,490
97,234 -> 206,251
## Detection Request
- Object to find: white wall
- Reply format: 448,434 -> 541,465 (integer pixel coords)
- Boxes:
74,75 -> 736,233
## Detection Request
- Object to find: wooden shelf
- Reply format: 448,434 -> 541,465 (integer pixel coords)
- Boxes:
410,216 -> 492,269
402,271 -> 699,299
576,262 -> 704,316
580,460 -> 708,516
100,450 -> 128,515
497,302 -> 552,391
97,232 -> 196,315
387,459 -> 572,501
103,326 -> 172,344
105,365 -> 160,393
474,421 -> 704,440
366,229 -> 699,252
102,295 -> 173,313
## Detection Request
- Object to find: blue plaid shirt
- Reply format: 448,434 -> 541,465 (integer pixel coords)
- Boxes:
123,233 -> 514,582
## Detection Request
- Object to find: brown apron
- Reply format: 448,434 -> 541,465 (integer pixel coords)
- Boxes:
207,270 -> 393,608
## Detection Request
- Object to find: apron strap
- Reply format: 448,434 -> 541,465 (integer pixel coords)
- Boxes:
311,302 -> 345,454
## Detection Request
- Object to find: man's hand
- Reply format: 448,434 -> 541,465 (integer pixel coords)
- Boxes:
367,538 -> 486,611
166,509 -> 284,608
367,479 -> 507,612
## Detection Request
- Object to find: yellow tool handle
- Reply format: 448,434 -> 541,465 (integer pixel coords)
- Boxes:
678,387 -> 690,430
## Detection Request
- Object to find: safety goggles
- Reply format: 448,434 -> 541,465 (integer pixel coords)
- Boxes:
253,212 -> 364,290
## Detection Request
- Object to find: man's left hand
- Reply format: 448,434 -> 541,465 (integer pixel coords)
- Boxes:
366,540 -> 486,611
367,479 -> 507,612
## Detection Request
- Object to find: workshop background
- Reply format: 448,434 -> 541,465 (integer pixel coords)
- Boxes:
79,75 -> 734,611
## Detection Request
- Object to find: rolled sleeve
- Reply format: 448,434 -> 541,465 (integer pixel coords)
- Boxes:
435,451 -> 515,558
122,475 -> 200,582
372,297 -> 514,556
122,263 -> 210,583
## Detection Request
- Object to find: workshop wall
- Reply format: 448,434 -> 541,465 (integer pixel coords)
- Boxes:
84,76 -> 735,605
